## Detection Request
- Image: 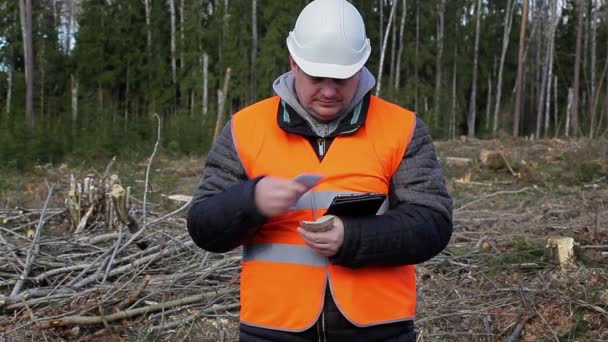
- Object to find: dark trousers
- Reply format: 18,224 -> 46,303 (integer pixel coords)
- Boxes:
239,322 -> 416,342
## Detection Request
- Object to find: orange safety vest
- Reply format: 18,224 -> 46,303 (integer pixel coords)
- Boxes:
232,95 -> 417,332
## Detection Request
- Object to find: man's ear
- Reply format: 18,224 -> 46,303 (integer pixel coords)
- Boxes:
289,55 -> 298,73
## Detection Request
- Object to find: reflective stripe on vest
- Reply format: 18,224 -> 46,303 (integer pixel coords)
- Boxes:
232,95 -> 417,331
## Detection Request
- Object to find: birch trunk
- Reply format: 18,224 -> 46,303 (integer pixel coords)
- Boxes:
376,0 -> 397,97
513,0 -> 529,136
39,36 -> 45,123
589,0 -> 598,138
535,1 -> 550,139
571,0 -> 585,136
251,0 -> 258,101
169,0 -> 176,86
71,74 -> 78,135
433,0 -> 446,125
485,74 -> 492,131
450,49 -> 457,140
379,0 -> 383,52
5,70 -> 12,115
65,0 -> 72,52
493,0 -> 515,136
125,63 -> 129,127
544,0 -> 558,137
144,0 -> 151,57
389,1 -> 397,91
202,53 -> 208,115
179,0 -> 184,70
394,0 -> 406,90
553,76 -> 558,137
566,87 -> 573,137
213,68 -> 232,141
467,0 -> 482,137
19,0 -> 35,129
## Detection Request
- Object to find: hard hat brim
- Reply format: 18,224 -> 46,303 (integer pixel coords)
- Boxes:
287,38 -> 371,80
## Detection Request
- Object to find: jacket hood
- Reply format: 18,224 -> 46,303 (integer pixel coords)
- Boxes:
272,67 -> 376,137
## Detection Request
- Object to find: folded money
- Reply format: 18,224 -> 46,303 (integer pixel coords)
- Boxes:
300,215 -> 335,232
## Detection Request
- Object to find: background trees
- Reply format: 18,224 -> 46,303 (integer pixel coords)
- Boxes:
0,0 -> 607,165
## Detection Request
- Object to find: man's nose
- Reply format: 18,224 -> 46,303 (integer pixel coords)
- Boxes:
319,79 -> 339,97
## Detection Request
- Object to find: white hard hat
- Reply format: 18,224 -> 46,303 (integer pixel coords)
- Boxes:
287,0 -> 371,79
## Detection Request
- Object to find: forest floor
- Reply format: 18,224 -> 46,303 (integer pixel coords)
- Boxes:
0,137 -> 607,342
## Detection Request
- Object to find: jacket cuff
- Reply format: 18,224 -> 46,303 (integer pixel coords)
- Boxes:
329,217 -> 361,267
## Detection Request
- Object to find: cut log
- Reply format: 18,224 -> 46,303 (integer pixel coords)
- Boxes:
445,157 -> 473,167
546,237 -> 575,265
479,149 -> 507,169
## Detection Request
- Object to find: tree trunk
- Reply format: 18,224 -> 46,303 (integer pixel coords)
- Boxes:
433,0 -> 446,125
589,0 -> 598,138
553,75 -> 558,137
169,0 -> 176,86
39,35 -> 45,125
571,0 -> 585,136
394,0 -> 407,90
5,70 -> 12,115
71,74 -> 78,135
467,0 -> 482,137
19,0 -> 35,129
513,0 -> 529,136
65,0 -> 72,52
213,68 -> 232,141
566,87 -> 573,137
544,0 -> 558,138
535,1 -> 550,139
179,0 -> 184,70
251,0 -> 257,102
493,0 -> 515,136
202,53 -> 208,115
144,0 -> 151,55
376,0 -> 397,97
485,74 -> 492,131
389,1 -> 397,91
379,0 -> 383,53
450,50 -> 457,140
125,63 -> 129,128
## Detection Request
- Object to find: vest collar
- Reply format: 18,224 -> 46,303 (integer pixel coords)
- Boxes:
277,92 -> 371,138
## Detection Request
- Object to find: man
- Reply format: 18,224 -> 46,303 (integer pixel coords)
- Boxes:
187,0 -> 452,341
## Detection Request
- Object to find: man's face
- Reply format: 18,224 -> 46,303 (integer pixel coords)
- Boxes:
290,56 -> 360,122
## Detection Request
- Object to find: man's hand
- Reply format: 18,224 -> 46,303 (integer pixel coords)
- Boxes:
298,216 -> 345,257
254,176 -> 308,217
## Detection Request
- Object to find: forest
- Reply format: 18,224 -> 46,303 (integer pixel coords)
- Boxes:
1,1 -> 608,341
0,0 -> 607,166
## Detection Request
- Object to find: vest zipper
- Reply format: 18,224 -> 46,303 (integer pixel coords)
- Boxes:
317,138 -> 326,157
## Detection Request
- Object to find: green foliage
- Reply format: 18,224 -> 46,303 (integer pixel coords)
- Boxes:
0,0 -> 606,165
490,239 -> 550,271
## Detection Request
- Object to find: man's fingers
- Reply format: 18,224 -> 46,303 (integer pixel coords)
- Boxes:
298,228 -> 332,246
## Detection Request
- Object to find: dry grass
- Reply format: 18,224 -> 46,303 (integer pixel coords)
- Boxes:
1,137 -> 607,341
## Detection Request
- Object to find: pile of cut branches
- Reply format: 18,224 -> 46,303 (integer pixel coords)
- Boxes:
0,174 -> 240,341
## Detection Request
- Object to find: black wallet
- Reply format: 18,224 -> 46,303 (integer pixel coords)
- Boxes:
324,193 -> 387,217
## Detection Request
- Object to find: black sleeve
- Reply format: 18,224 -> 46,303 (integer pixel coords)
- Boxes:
329,117 -> 453,268
187,121 -> 267,253
329,203 -> 452,268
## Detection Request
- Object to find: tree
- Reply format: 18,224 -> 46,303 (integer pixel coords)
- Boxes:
513,0 -> 529,136
467,0 -> 482,137
433,0 -> 446,126
570,0 -> 585,136
493,0 -> 516,136
19,0 -> 34,128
